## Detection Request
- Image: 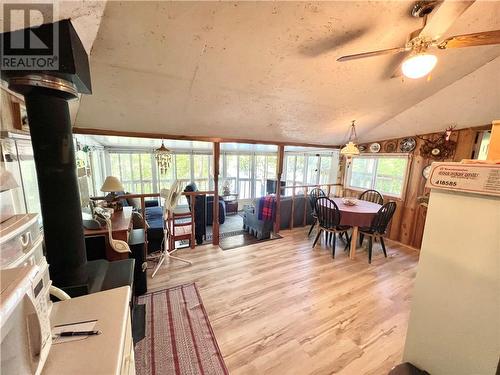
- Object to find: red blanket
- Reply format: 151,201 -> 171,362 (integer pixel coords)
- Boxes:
258,195 -> 276,221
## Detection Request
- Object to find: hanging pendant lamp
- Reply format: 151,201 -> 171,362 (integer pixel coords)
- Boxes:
154,140 -> 173,175
340,120 -> 360,157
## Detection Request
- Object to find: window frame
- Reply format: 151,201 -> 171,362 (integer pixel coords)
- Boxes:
283,151 -> 339,194
345,153 -> 410,200
220,151 -> 277,200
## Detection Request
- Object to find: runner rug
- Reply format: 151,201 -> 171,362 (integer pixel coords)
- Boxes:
135,283 -> 228,375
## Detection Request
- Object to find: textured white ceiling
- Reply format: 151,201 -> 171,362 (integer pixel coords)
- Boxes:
73,1 -> 500,145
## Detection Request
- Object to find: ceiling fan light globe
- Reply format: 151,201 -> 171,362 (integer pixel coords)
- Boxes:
402,54 -> 438,79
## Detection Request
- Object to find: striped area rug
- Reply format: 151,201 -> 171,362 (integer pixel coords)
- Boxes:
135,283 -> 228,375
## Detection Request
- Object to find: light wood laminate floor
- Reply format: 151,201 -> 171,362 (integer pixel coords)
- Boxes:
148,227 -> 419,375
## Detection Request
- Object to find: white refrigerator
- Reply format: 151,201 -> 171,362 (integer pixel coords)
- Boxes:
403,162 -> 500,374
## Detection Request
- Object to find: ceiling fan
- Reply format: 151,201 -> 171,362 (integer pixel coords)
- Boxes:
337,0 -> 500,79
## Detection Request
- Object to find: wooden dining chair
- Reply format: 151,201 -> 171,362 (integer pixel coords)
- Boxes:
359,201 -> 397,264
313,197 -> 351,258
307,187 -> 326,237
359,189 -> 384,205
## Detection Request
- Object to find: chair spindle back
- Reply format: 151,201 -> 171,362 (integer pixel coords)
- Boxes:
370,201 -> 397,234
315,197 -> 341,229
359,189 -> 384,205
309,187 -> 326,211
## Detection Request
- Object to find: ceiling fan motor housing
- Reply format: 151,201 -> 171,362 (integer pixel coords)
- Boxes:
411,1 -> 440,18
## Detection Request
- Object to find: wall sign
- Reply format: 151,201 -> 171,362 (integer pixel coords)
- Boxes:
426,162 -> 500,197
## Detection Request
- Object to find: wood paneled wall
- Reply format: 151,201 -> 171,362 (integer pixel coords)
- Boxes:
344,126 -> 487,249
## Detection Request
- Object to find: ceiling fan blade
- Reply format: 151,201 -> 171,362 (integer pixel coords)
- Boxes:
419,0 -> 475,39
337,47 -> 407,62
388,1 -> 474,79
438,30 -> 500,49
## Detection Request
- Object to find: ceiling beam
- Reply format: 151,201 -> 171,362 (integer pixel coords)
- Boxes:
72,127 -> 341,149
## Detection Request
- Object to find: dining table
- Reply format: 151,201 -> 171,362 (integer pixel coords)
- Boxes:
331,197 -> 382,259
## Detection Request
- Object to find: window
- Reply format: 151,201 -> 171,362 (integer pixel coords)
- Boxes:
219,152 -> 278,199
238,155 -> 251,199
283,151 -> 339,194
319,156 -> 333,184
175,154 -> 191,181
347,155 -> 409,198
109,152 -> 155,194
254,154 -> 277,198
193,154 -> 210,191
108,150 -> 213,194
306,155 -> 319,184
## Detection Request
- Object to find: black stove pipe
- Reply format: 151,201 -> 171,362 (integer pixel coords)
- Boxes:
24,88 -> 88,287
1,20 -> 93,291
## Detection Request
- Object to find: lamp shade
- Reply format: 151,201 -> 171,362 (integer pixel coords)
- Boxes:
340,141 -> 360,157
101,176 -> 124,193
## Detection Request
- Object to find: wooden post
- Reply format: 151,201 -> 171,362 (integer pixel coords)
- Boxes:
140,196 -> 145,221
190,195 -> 196,249
303,186 -> 308,226
212,142 -> 220,246
274,145 -> 285,234
140,196 -> 148,250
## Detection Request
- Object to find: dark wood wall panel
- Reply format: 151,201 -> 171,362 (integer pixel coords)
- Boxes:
343,126 -> 485,249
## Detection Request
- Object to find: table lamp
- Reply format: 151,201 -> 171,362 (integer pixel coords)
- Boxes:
100,176 -> 124,209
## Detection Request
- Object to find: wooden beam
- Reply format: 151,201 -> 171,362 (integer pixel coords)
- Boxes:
274,145 -> 285,234
72,127 -> 341,149
212,142 -> 220,246
303,186 -> 308,226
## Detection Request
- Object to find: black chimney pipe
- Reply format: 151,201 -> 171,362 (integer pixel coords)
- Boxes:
1,20 -> 92,290
24,89 -> 88,286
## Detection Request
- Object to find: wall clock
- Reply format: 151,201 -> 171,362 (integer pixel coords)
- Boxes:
422,164 -> 432,179
384,140 -> 398,153
400,137 -> 416,152
369,143 -> 381,153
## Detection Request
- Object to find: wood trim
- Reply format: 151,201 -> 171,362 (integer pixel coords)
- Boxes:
212,142 -> 220,246
11,102 -> 22,131
274,145 -> 285,233
72,127 -> 341,149
282,183 -> 342,190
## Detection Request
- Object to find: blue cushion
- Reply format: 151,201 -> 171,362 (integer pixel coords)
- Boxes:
145,206 -> 163,230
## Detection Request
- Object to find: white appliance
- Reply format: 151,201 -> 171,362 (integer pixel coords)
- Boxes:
0,265 -> 52,375
403,163 -> 500,374
0,213 -> 53,374
0,214 -> 44,269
